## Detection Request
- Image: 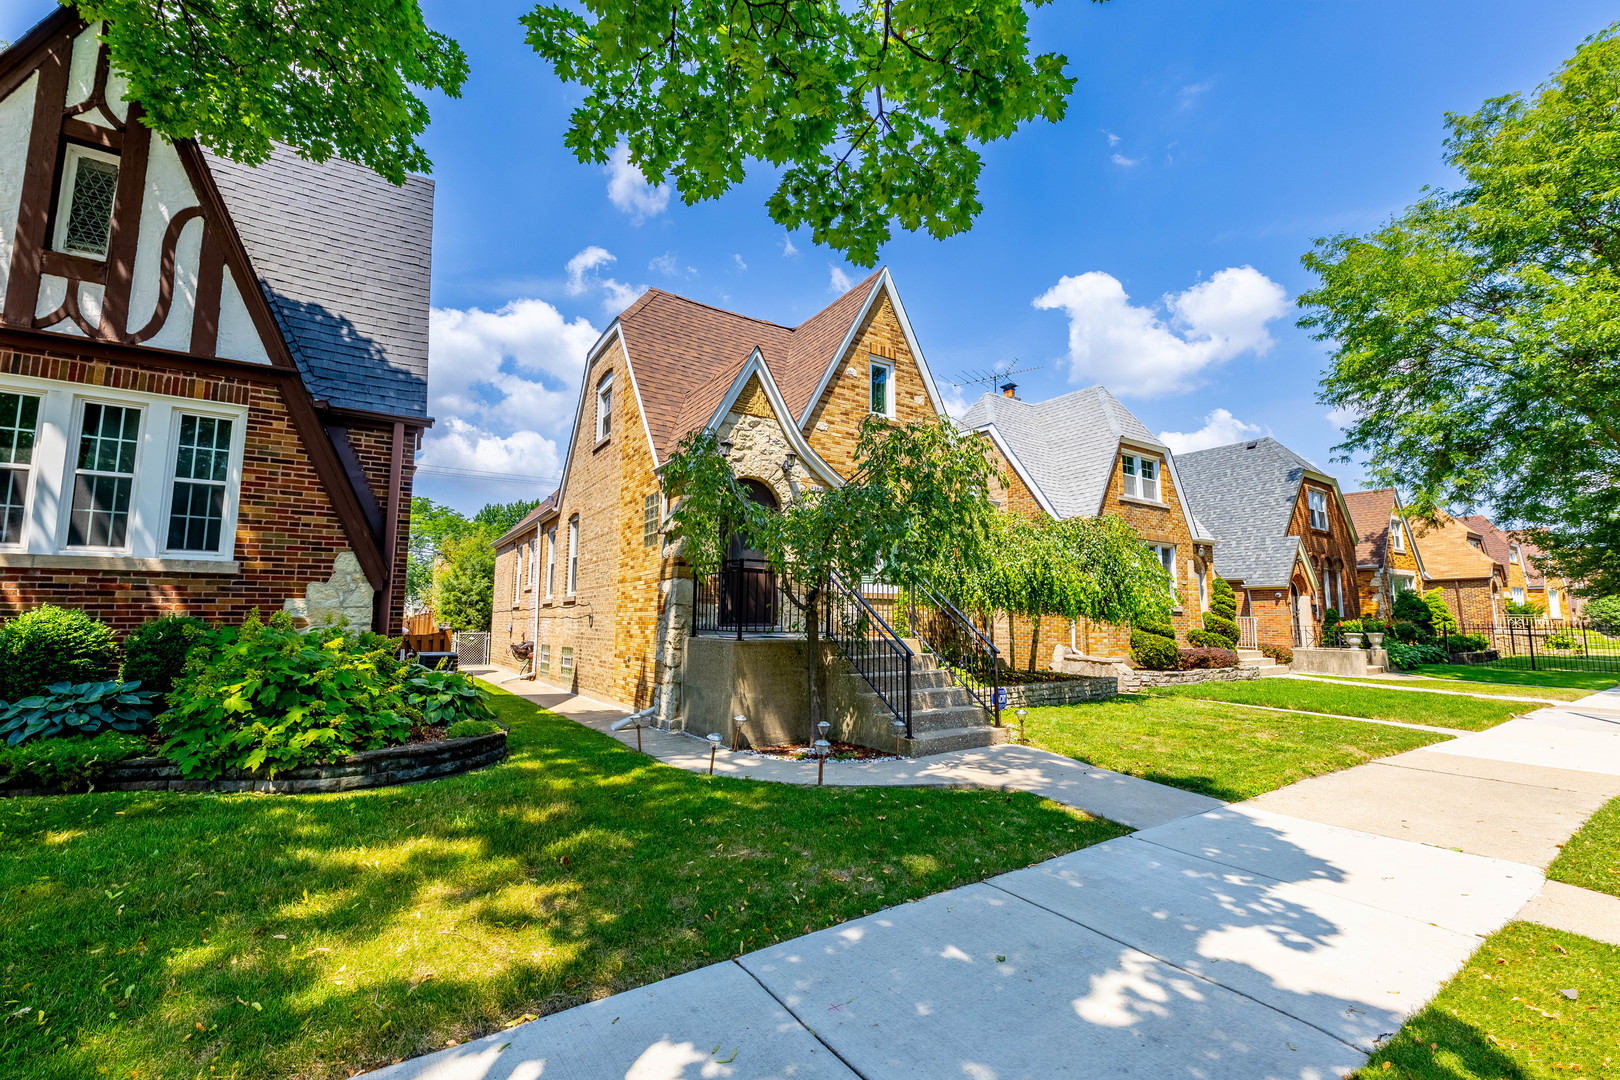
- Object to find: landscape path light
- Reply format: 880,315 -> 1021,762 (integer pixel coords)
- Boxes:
1016,708 -> 1028,746
813,738 -> 831,786
891,719 -> 906,758
732,714 -> 749,751
707,731 -> 723,775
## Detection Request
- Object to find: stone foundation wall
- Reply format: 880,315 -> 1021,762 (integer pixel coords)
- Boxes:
999,677 -> 1117,708
2,732 -> 506,798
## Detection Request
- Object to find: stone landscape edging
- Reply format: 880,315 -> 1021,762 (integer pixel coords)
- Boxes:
1,731 -> 508,798
1117,666 -> 1260,692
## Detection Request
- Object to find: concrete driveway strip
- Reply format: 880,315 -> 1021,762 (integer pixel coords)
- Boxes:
992,836 -> 1498,1052
1130,805 -> 1543,936
739,881 -> 1363,1080
361,962 -> 858,1080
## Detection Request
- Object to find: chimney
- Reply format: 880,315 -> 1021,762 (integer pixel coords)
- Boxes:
1000,382 -> 1018,399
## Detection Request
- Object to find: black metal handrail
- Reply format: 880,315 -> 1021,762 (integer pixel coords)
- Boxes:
693,563 -> 808,638
905,578 -> 1002,727
826,569 -> 914,738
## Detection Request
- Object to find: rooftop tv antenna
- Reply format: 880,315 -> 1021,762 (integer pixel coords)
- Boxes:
953,360 -> 1042,398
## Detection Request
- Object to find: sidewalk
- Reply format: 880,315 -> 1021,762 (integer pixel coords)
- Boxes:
367,676 -> 1619,1080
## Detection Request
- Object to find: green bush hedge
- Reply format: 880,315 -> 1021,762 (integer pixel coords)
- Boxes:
1386,641 -> 1449,669
0,731 -> 147,791
1210,577 -> 1237,621
1131,619 -> 1179,671
1446,632 -> 1490,653
122,615 -> 211,696
0,606 -> 117,701
1201,613 -> 1240,648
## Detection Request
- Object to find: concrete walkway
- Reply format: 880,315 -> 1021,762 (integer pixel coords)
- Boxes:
1284,671 -> 1593,706
366,677 -> 1620,1080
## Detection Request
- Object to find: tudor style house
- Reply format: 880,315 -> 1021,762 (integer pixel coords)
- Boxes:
956,384 -> 1217,664
0,11 -> 429,633
489,269 -> 949,720
1176,438 -> 1359,649
1517,539 -> 1584,622
1343,487 -> 1428,618
1409,514 -> 1506,630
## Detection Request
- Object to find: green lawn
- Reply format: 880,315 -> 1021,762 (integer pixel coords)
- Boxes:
1354,922 -> 1618,1078
1548,795 -> 1620,899
0,689 -> 1123,1080
1407,664 -> 1619,694
1152,679 -> 1526,731
1308,675 -> 1592,702
1023,694 -> 1451,801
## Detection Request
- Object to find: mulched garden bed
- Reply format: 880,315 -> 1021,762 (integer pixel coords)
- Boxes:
744,741 -> 899,762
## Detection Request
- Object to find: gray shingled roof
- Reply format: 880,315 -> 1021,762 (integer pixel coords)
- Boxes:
206,145 -> 433,419
1175,437 -> 1318,587
958,385 -> 1213,539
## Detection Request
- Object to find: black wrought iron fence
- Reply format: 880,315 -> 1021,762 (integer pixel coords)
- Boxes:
1460,618 -> 1620,674
692,563 -> 809,638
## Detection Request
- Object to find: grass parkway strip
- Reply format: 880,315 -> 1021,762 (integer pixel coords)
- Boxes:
1020,693 -> 1452,802
1152,678 -> 1529,731
1303,674 -> 1596,703
1403,666 -> 1620,694
0,687 -> 1124,1080
1547,794 -> 1620,899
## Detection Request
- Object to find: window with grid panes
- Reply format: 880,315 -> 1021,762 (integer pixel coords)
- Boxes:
69,403 -> 141,547
59,148 -> 120,258
166,415 -> 233,551
643,492 -> 660,547
0,393 -> 40,545
560,646 -> 573,675
1308,489 -> 1329,530
538,643 -> 550,675
1121,454 -> 1159,501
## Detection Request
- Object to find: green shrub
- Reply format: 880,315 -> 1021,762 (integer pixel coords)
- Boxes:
1393,590 -> 1434,630
0,606 -> 118,701
1130,629 -> 1179,671
1201,612 -> 1240,648
1391,620 -> 1424,643
1210,577 -> 1237,621
1547,630 -> 1577,650
0,680 -> 159,745
1259,643 -> 1293,665
1361,619 -> 1387,636
121,615 -> 211,696
1322,607 -> 1342,640
1503,600 -> 1544,616
0,731 -> 147,791
1447,632 -> 1490,653
1386,641 -> 1449,669
159,610 -> 413,779
1186,629 -> 1224,648
1338,619 -> 1364,635
1585,595 -> 1620,634
1422,588 -> 1458,634
445,718 -> 502,740
402,666 -> 495,727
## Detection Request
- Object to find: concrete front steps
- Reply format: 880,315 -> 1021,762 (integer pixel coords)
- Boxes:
850,650 -> 1007,757
1236,649 -> 1292,677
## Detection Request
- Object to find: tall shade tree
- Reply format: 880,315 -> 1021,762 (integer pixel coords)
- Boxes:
523,0 -> 1082,265
660,416 -> 999,730
72,0 -> 469,183
1299,25 -> 1620,595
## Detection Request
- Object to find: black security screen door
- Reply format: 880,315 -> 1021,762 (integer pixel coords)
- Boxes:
720,479 -> 779,629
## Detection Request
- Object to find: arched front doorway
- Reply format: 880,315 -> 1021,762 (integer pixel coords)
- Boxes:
720,479 -> 779,630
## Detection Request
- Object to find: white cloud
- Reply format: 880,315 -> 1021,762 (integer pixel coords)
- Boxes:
604,143 -> 669,222
828,265 -> 855,294
1326,405 -> 1359,429
1158,408 -> 1264,455
1111,152 -> 1141,167
1032,265 -> 1288,398
565,246 -> 646,315
648,252 -> 677,276
1103,129 -> 1121,147
1177,80 -> 1214,109
733,253 -> 748,271
781,235 -> 799,257
939,383 -> 973,419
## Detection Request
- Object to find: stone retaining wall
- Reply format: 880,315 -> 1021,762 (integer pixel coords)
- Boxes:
998,677 -> 1118,708
1116,666 -> 1260,692
1,732 -> 507,798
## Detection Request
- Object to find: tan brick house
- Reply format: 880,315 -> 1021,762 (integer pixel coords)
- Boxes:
490,269 -> 950,715
1411,514 -> 1506,630
0,10 -> 427,634
1343,487 -> 1428,618
1518,539 -> 1584,621
957,385 -> 1218,665
1177,438 -> 1360,649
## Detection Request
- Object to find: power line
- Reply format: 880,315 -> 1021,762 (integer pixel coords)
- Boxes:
415,465 -> 560,486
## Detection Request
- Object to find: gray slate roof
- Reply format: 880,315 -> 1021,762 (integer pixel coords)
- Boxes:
958,385 -> 1213,539
207,145 -> 433,419
1175,437 -> 1317,587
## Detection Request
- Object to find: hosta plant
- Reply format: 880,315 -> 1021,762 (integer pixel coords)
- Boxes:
401,666 -> 495,727
0,680 -> 158,746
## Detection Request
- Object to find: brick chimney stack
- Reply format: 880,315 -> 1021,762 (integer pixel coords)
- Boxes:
1000,382 -> 1018,399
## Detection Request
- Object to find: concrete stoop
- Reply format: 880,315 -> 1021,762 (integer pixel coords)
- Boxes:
848,651 -> 1007,757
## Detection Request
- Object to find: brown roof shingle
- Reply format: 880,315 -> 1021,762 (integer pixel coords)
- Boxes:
1343,488 -> 1396,568
1413,515 -> 1500,581
617,270 -> 885,461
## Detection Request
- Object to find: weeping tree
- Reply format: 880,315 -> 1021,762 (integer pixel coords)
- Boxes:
950,513 -> 1173,669
660,416 -> 999,732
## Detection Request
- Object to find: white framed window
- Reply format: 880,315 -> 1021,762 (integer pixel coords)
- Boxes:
165,413 -> 234,552
595,373 -> 613,442
1148,543 -> 1177,604
560,645 -> 574,676
0,392 -> 41,546
1549,588 -> 1563,619
1390,517 -> 1406,553
643,491 -> 660,548
566,515 -> 579,596
53,144 -> 121,259
1307,489 -> 1329,531
1121,453 -> 1160,501
1509,545 -> 1520,564
67,401 -> 142,548
538,642 -> 551,676
1391,571 -> 1415,595
545,526 -> 556,599
869,358 -> 894,418
513,544 -> 524,604
528,536 -> 540,589
1511,586 -> 1525,604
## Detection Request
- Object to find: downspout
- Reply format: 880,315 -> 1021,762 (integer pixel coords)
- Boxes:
529,524 -> 542,680
379,421 -> 406,635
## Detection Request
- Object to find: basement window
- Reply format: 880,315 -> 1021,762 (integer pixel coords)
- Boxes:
560,646 -> 574,676
54,145 -> 121,259
538,643 -> 551,676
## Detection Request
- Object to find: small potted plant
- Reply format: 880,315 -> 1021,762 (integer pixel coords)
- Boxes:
1339,619 -> 1365,648
1362,618 -> 1386,648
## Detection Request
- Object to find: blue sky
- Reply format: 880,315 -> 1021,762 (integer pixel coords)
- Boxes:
7,1 -> 1615,514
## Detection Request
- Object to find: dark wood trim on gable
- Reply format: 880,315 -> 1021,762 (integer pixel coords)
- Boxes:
2,29 -> 70,328
0,8 -> 81,105
98,102 -> 150,342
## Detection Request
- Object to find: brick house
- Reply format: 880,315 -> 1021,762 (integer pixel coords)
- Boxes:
956,384 -> 1217,665
0,10 -> 428,634
489,269 -> 950,717
1517,539 -> 1584,621
1342,487 -> 1428,618
1177,438 -> 1360,649
1457,515 -> 1532,611
1410,514 -> 1505,631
